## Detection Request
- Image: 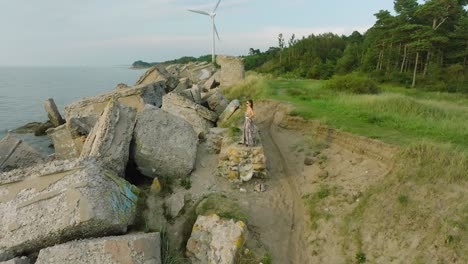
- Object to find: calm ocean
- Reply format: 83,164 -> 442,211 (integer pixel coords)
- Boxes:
0,66 -> 145,153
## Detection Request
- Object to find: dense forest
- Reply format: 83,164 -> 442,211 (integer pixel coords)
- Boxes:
244,0 -> 468,93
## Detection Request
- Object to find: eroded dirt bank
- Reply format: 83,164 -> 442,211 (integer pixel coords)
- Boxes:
154,100 -> 396,263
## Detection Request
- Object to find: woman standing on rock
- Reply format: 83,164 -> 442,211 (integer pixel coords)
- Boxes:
243,99 -> 256,147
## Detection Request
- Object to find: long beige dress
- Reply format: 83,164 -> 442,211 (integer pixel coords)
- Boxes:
243,111 -> 256,146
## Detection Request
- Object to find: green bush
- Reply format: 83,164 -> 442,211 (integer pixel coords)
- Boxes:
325,73 -> 380,94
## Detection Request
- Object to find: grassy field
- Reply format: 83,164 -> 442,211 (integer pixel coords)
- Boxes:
224,73 -> 468,150
223,73 -> 468,262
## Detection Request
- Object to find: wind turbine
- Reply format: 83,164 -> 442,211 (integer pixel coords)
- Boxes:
188,0 -> 221,64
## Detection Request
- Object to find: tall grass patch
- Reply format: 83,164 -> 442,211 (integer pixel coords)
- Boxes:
324,73 -> 380,94
221,73 -> 269,101
396,142 -> 468,183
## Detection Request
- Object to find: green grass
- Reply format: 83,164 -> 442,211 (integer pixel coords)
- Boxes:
303,185 -> 334,229
261,77 -> 468,149
195,193 -> 248,223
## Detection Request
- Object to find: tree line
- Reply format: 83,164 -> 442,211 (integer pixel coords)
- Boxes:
244,0 -> 467,93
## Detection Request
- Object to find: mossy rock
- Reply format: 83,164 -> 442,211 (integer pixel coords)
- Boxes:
195,193 -> 248,223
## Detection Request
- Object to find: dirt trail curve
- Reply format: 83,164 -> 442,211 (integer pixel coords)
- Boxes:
252,101 -> 314,264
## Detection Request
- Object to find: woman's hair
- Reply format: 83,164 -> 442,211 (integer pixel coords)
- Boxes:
247,99 -> 253,109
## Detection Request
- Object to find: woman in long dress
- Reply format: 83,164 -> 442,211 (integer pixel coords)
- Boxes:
243,99 -> 256,147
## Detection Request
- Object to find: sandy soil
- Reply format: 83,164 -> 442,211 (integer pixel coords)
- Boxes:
144,100 -> 397,263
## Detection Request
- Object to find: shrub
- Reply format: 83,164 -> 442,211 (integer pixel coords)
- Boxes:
324,73 -> 380,94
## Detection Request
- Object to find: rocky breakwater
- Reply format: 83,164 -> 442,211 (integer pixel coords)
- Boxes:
0,158 -> 139,261
0,58 -> 247,263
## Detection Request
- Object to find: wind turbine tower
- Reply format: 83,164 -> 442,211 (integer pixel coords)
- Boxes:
188,0 -> 222,64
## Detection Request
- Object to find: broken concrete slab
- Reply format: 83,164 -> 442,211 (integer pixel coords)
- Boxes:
135,65 -> 179,92
204,71 -> 221,89
191,85 -> 202,104
43,98 -> 65,127
132,105 -> 197,179
80,100 -> 137,177
36,233 -> 161,264
11,122 -> 53,136
0,134 -> 45,173
205,89 -> 229,115
161,93 -> 217,137
186,214 -> 247,264
0,158 -> 139,260
218,99 -> 240,124
173,77 -> 192,93
216,55 -> 245,87
46,124 -> 84,160
64,81 -> 165,133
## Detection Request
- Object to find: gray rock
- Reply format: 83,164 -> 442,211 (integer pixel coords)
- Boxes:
204,71 -> 220,89
191,85 -> 202,104
0,158 -> 139,260
162,93 -> 216,137
46,124 -> 84,160
135,65 -> 179,92
11,122 -> 53,136
186,214 -> 247,264
205,89 -> 229,115
0,134 -> 45,172
132,105 -> 197,179
166,64 -> 182,77
0,257 -> 30,264
164,192 -> 186,218
173,77 -> 191,92
43,98 -> 65,127
64,82 -> 165,134
188,64 -> 216,83
205,128 -> 228,154
218,99 -> 240,123
304,157 -> 314,166
114,83 -> 129,90
36,233 -> 161,264
67,117 -> 92,138
216,55 -> 245,87
176,89 -> 196,102
80,100 -> 137,177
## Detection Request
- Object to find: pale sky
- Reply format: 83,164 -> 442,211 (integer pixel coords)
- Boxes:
0,0 -> 395,66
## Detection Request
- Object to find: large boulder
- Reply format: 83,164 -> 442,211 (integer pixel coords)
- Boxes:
216,55 -> 245,87
36,233 -> 161,264
43,98 -> 65,127
166,64 -> 183,77
80,100 -> 137,177
173,77 -> 191,93
46,124 -> 84,160
217,140 -> 267,181
135,65 -> 179,92
64,82 -> 165,134
11,122 -> 53,136
187,63 -> 216,84
186,214 -> 247,264
0,134 -> 45,172
0,158 -> 139,260
132,105 -> 197,179
218,99 -> 240,124
161,93 -> 217,137
205,89 -> 229,115
204,71 -> 221,89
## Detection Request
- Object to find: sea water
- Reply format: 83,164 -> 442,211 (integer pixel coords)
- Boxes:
0,66 -> 145,153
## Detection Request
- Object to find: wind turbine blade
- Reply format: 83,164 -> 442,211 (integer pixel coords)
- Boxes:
213,0 -> 221,12
188,9 -> 210,16
214,22 -> 220,41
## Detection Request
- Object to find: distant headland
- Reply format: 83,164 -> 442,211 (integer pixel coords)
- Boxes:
132,54 -> 213,69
